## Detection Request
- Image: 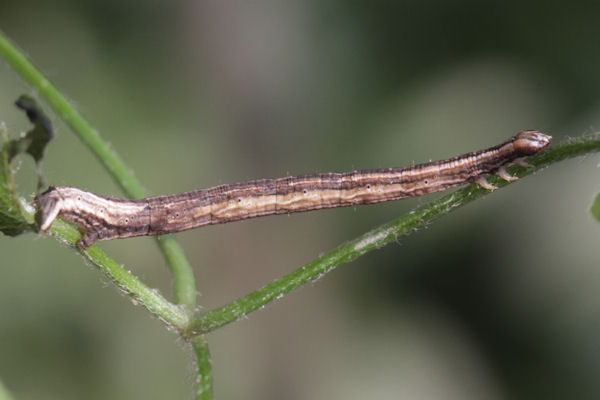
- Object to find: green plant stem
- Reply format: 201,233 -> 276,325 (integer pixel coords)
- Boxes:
156,236 -> 197,309
190,133 -> 600,334
48,218 -> 189,329
0,30 -> 197,313
192,336 -> 213,400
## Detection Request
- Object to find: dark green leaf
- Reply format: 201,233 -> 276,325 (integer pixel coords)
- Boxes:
0,96 -> 54,236
0,128 -> 30,236
7,95 -> 54,163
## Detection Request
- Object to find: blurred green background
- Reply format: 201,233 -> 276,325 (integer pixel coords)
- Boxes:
2,1 -> 600,399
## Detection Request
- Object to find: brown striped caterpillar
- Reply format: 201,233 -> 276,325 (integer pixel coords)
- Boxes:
36,130 -> 551,249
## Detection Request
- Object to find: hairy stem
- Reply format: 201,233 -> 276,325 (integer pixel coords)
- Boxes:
192,336 -> 213,400
48,218 -> 189,329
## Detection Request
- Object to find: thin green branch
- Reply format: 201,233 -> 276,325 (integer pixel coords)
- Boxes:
46,217 -> 189,329
191,336 -> 213,400
190,133 -> 600,334
0,30 -> 197,312
156,236 -> 198,308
